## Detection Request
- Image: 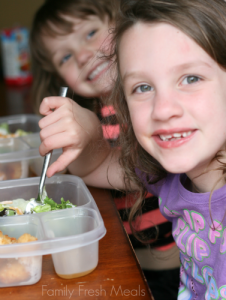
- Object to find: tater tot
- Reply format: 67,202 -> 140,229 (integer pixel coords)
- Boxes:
17,233 -> 37,243
0,235 -> 17,245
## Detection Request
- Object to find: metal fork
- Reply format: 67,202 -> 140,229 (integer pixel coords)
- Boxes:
25,87 -> 68,214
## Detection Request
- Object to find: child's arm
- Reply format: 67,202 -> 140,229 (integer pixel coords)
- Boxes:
81,147 -> 126,190
39,96 -> 111,178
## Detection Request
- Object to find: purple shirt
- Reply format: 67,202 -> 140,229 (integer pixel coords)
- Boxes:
139,172 -> 226,300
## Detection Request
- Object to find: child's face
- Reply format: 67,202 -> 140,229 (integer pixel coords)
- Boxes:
119,22 -> 226,178
42,15 -> 113,98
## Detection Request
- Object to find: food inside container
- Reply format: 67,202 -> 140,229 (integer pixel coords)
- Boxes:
0,122 -> 31,138
0,187 -> 76,216
0,161 -> 26,180
0,231 -> 39,285
0,114 -> 62,180
0,256 -> 42,285
0,175 -> 106,286
0,137 -> 30,180
0,215 -> 43,287
0,114 -> 40,136
0,175 -> 99,210
0,232 -> 37,244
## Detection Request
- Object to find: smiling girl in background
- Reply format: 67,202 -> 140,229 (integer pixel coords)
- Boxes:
30,0 -> 180,299
38,0 -> 226,298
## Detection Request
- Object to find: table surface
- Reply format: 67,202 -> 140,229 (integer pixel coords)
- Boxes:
0,82 -> 153,299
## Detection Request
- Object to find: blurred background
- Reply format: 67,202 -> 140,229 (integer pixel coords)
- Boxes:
0,0 -> 44,29
0,0 -> 44,80
0,0 -> 44,115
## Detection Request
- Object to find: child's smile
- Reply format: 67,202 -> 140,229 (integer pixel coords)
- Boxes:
119,22 -> 226,184
152,128 -> 196,148
87,61 -> 110,82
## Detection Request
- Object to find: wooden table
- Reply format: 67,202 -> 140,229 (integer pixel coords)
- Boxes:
0,81 -> 153,299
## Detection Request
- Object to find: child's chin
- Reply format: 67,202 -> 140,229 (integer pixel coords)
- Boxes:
162,162 -> 192,174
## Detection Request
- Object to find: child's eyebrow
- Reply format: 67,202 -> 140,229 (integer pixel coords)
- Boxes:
122,61 -> 212,83
60,14 -> 84,31
170,61 -> 212,73
122,71 -> 145,84
73,21 -> 85,32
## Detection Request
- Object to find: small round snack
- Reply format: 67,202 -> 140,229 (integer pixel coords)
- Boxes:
0,234 -> 17,245
17,233 -> 37,243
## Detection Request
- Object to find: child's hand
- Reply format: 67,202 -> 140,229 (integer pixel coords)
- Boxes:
39,97 -> 103,177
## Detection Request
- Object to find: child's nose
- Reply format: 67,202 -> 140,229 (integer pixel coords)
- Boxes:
151,90 -> 183,121
76,48 -> 93,67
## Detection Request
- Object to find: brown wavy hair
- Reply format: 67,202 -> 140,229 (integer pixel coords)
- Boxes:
109,0 -> 226,233
30,0 -> 119,114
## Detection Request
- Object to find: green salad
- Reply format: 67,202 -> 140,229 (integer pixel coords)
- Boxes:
33,197 -> 76,213
0,122 -> 30,138
0,187 -> 76,216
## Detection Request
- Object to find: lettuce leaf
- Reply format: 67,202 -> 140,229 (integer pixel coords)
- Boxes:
15,129 -> 30,136
0,122 -> 9,135
33,204 -> 51,213
33,196 -> 76,213
44,196 -> 57,209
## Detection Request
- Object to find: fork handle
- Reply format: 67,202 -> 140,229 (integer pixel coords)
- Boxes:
38,152 -> 52,200
38,86 -> 68,201
59,87 -> 68,97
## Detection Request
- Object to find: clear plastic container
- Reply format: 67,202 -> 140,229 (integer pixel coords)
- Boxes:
0,114 -> 63,180
41,208 -> 101,279
0,215 -> 43,287
0,175 -> 106,287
